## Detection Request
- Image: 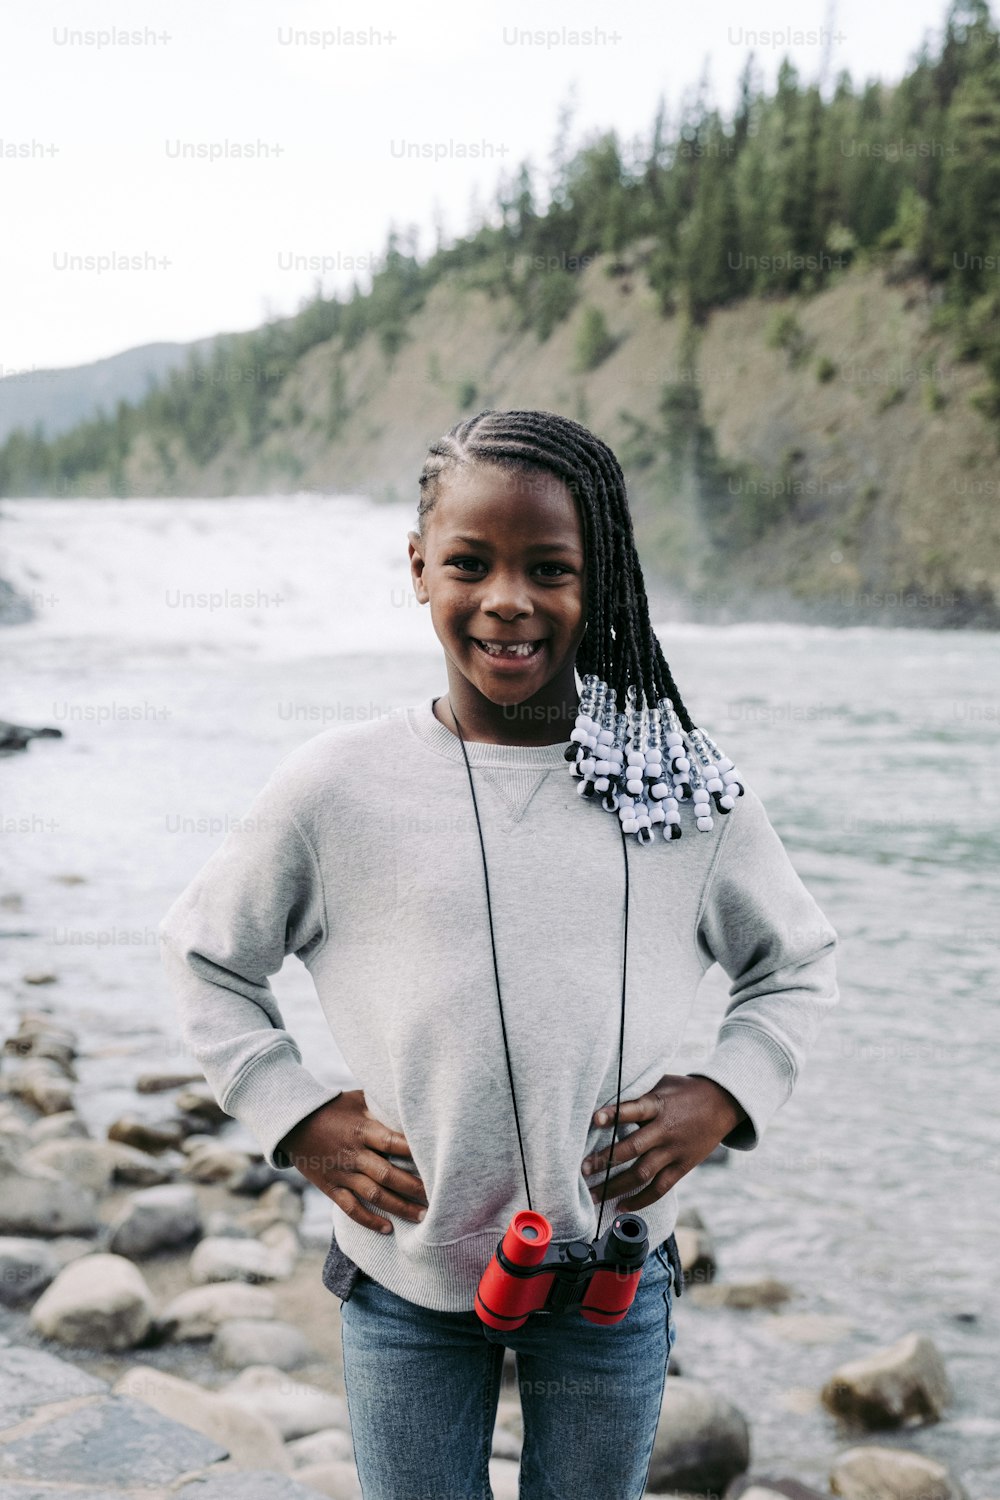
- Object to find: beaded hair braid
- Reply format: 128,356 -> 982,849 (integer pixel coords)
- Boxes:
417,408 -> 744,844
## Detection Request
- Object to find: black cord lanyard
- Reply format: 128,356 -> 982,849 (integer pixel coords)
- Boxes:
448,699 -> 631,1241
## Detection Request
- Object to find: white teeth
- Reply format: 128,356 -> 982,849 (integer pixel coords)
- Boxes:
476,639 -> 539,657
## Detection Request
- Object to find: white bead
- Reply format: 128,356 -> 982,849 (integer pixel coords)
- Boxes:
575,714 -> 593,730
650,782 -> 669,799
595,759 -> 613,775
644,755 -> 662,770
696,816 -> 714,832
580,759 -> 596,777
597,729 -> 614,745
595,777 -> 610,791
635,815 -> 651,829
693,789 -> 710,805
626,779 -> 643,794
665,799 -> 679,815
626,750 -> 645,766
722,769 -> 739,784
719,794 -> 735,809
571,728 -> 588,744
587,733 -> 599,749
619,795 -> 635,809
707,778 -> 724,792
674,757 -> 690,773
649,804 -> 665,823
621,819 -> 637,833
666,732 -> 683,747
717,757 -> 734,772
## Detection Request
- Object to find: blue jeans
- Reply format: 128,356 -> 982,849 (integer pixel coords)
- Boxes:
338,1237 -> 678,1500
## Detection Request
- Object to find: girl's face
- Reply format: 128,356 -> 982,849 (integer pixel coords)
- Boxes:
408,461 -> 587,712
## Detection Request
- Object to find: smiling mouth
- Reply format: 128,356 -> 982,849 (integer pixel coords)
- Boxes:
470,638 -> 545,658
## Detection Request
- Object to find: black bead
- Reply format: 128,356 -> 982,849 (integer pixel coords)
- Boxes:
564,743 -> 579,761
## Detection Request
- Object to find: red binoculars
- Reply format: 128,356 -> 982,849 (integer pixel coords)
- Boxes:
475,1209 -> 650,1328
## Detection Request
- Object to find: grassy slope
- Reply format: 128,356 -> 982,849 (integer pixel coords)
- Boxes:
119,251 -> 1000,625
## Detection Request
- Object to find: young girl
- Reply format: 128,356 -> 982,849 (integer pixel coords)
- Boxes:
159,408 -> 839,1500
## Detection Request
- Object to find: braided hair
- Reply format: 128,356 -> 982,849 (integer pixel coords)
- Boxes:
416,407 -> 695,733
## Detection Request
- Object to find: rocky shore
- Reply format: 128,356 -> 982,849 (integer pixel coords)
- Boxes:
0,1006 -> 976,1499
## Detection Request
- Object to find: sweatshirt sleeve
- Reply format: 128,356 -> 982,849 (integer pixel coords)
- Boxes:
157,757 -> 342,1169
688,782 -> 839,1151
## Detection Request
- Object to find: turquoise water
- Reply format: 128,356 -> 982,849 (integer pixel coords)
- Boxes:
1,497 -> 997,1493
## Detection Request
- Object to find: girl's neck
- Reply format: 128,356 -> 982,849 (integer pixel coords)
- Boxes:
433,683 -> 577,747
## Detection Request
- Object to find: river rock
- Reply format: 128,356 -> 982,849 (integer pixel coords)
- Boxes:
135,1069 -> 205,1093
107,1114 -> 185,1152
821,1332 -> 954,1427
28,1109 -> 90,1142
4,1021 -> 76,1069
0,1155 -> 99,1235
674,1222 -> 717,1287
646,1375 -> 750,1494
30,1252 -> 155,1348
157,1281 -> 277,1340
726,1476 -> 831,1500
113,1364 -> 289,1472
189,1235 -> 294,1284
205,1209 -> 255,1238
243,1180 -> 304,1231
213,1317 -> 312,1369
107,1183 -> 203,1258
0,1235 -> 61,1305
24,1137 -> 116,1195
286,1428 -> 356,1467
220,1365 -> 349,1440
176,1081 -> 229,1124
229,1156 -> 301,1196
295,1460 -> 363,1498
4,1061 -> 74,1114
830,1444 -> 970,1500
690,1278 -> 793,1309
183,1140 -> 254,1183
106,1140 -> 180,1185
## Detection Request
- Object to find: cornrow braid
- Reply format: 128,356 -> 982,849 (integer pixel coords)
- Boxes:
417,408 -> 745,843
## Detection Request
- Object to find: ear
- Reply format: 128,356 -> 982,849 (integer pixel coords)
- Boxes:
408,530 -> 430,605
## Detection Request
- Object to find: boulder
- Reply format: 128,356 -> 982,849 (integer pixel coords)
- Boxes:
295,1460 -> 363,1498
286,1428 -> 356,1468
189,1234 -> 295,1285
182,1141 -> 255,1183
30,1252 -> 155,1349
0,1235 -> 61,1305
4,1061 -> 74,1114
106,1140 -> 181,1185
213,1317 -> 312,1369
821,1332 -> 954,1428
107,1183 -> 203,1258
244,1181 -> 304,1230
646,1376 -> 750,1495
157,1282 -> 277,1341
830,1444 -> 970,1500
0,1156 -> 99,1236
113,1365 -> 289,1472
107,1114 -> 186,1152
176,1081 -> 229,1124
24,1138 -> 116,1195
220,1364 -> 349,1440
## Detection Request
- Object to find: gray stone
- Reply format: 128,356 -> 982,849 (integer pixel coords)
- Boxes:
26,1109 -> 89,1143
0,1235 -> 60,1306
29,1251 -> 155,1349
189,1234 -> 295,1284
0,1157 -> 99,1236
244,1180 -> 305,1231
2,1062 -> 74,1115
107,1182 -> 202,1258
689,1278 -> 793,1310
822,1331 -> 954,1428
204,1209 -> 255,1238
106,1139 -> 181,1185
135,1068 -> 204,1093
229,1157 -> 300,1196
183,1140 -> 254,1183
4,1022 -> 76,1068
23,1137 -> 116,1195
175,1472 -> 329,1500
287,1428 -> 356,1468
0,1343 -> 107,1427
213,1317 -> 312,1370
220,1365 -> 348,1440
176,1081 -> 229,1124
830,1444 -> 970,1500
295,1459 -> 363,1498
674,1222 -> 717,1288
726,1476 -> 831,1500
0,1392 -> 225,1485
114,1364 -> 289,1472
107,1113 -> 185,1152
646,1375 -> 750,1494
157,1282 -> 277,1341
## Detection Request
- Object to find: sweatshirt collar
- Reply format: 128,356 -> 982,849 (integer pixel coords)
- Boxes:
407,696 -> 571,769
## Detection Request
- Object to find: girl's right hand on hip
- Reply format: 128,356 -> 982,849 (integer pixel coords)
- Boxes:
278,1090 -> 429,1234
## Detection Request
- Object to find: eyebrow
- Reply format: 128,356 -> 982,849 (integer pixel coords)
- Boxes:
447,535 -> 582,554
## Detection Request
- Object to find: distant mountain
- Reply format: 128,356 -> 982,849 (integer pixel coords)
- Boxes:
0,337 -> 218,443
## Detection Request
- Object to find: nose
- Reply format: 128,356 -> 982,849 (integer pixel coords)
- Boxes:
478,568 -> 534,621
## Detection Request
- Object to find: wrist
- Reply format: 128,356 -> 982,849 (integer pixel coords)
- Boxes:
688,1074 -> 748,1136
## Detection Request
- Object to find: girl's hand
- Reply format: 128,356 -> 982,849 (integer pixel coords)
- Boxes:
580,1073 -> 747,1211
278,1091 -> 429,1234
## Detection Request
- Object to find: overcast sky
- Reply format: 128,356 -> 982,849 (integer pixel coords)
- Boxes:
0,0 -> 974,373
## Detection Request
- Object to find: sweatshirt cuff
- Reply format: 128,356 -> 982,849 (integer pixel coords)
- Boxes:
221,1044 -> 344,1170
688,1023 -> 796,1151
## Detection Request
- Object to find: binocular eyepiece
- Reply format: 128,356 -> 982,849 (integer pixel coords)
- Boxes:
475,1209 -> 649,1328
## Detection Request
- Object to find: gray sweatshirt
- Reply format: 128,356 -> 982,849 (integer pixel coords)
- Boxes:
157,695 -> 839,1312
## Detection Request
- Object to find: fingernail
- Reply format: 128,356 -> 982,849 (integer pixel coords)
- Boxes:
416,1209 -> 426,1221
595,1111 -> 608,1125
380,1223 -> 393,1233
582,1158 -> 593,1173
